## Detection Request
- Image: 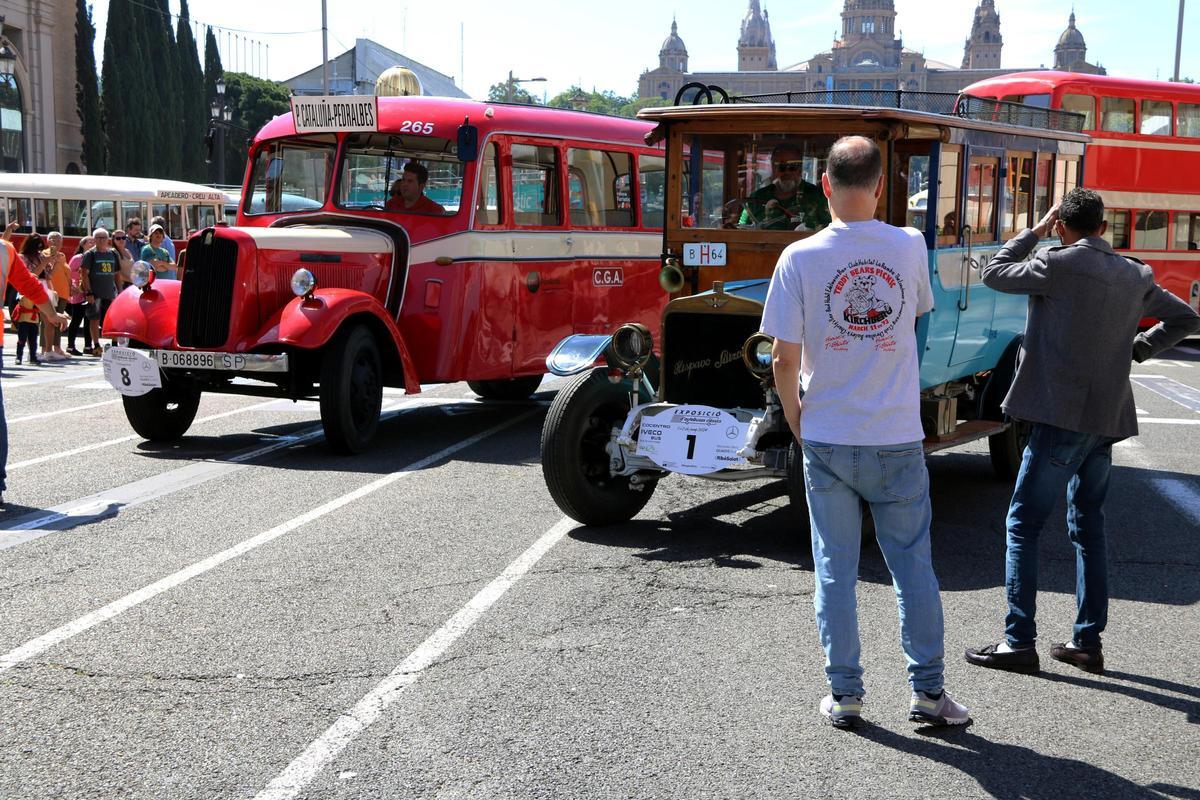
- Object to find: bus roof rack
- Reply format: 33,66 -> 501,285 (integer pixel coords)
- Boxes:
672,83 -> 1086,134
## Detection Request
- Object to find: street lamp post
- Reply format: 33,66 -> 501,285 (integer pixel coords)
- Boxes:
210,77 -> 233,184
505,70 -> 546,103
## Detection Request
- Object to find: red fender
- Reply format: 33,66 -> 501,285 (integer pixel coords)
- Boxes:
101,282 -> 181,347
246,288 -> 421,394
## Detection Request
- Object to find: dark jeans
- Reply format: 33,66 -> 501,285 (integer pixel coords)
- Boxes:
15,321 -> 38,361
1005,422 -> 1121,649
67,301 -> 93,350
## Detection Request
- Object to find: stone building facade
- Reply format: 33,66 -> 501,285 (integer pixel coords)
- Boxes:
639,1 -> 1102,102
0,0 -> 83,173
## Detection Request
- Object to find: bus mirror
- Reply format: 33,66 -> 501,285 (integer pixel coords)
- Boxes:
457,118 -> 479,162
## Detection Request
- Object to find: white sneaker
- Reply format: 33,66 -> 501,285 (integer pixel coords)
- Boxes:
909,690 -> 971,726
820,693 -> 864,729
46,352 -> 66,362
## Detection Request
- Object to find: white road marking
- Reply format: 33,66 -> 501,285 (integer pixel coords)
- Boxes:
0,410 -> 540,675
1130,376 -> 1200,415
66,381 -> 116,390
1,367 -> 103,389
1148,478 -> 1200,528
1144,359 -> 1192,369
1114,438 -> 1144,449
253,516 -> 574,800
1136,407 -> 1148,416
7,399 -> 122,424
5,399 -> 283,471
1138,418 -> 1200,425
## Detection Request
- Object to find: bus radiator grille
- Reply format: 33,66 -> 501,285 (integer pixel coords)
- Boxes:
661,312 -> 764,411
177,236 -> 238,349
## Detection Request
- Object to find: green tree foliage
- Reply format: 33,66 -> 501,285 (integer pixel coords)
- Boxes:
74,0 -> 104,173
141,0 -> 182,178
217,72 -> 291,186
175,0 -> 207,182
203,27 -> 223,184
100,0 -> 147,174
486,81 -> 541,105
617,95 -> 670,118
547,86 -> 630,116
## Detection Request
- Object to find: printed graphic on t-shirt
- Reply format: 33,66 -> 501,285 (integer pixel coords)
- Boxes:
823,259 -> 908,345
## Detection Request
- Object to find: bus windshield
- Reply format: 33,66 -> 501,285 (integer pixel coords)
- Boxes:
245,135 -> 336,216
336,133 -> 464,216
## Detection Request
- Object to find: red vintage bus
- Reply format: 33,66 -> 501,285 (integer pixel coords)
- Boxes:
963,71 -> 1200,315
102,95 -> 667,452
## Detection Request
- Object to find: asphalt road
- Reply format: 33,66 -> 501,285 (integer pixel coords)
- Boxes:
0,336 -> 1197,800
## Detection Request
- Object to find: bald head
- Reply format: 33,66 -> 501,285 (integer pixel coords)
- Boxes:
827,135 -> 882,192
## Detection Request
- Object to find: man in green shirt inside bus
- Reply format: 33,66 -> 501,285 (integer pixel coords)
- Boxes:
738,143 -> 831,232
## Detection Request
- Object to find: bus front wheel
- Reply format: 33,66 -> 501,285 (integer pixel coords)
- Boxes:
122,380 -> 201,442
319,325 -> 383,454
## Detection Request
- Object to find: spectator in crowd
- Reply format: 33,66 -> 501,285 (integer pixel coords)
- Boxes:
150,216 -> 176,260
2,220 -> 17,328
111,228 -> 135,291
761,136 -> 968,729
965,189 -> 1200,675
140,224 -> 177,279
0,234 -> 69,505
80,228 -> 120,356
12,290 -> 41,365
40,232 -> 70,361
124,217 -> 146,260
66,235 -> 94,356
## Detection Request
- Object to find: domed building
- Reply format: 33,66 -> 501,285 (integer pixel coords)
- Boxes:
638,1 -> 1105,103
1053,12 -> 1106,74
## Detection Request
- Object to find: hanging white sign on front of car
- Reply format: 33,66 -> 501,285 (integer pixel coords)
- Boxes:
636,405 -> 750,475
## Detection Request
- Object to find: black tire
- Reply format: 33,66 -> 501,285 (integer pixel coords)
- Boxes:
121,380 -> 201,442
541,367 -> 655,526
467,375 -> 543,401
989,418 -> 1031,480
319,325 -> 383,454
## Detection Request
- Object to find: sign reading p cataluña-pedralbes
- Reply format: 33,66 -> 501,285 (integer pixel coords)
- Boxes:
290,95 -> 379,134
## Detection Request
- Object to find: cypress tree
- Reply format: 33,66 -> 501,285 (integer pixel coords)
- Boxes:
175,0 -> 206,182
116,0 -> 153,175
141,0 -> 181,178
203,27 -> 224,184
75,0 -> 104,173
99,0 -> 135,174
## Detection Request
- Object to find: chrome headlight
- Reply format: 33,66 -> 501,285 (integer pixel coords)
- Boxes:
131,260 -> 155,289
608,323 -> 654,371
742,332 -> 775,377
290,268 -> 316,298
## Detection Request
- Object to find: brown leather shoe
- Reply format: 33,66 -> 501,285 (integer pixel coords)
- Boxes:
1049,642 -> 1104,674
964,643 -> 1040,674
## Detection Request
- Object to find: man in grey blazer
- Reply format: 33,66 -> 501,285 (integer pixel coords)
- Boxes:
964,188 -> 1200,675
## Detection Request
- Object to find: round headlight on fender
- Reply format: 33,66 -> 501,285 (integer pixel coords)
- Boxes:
608,323 -> 654,371
291,268 -> 317,298
742,332 -> 775,377
131,260 -> 155,289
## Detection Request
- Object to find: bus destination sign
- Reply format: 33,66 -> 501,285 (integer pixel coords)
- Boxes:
290,95 -> 379,134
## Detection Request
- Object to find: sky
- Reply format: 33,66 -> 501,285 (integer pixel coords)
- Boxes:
89,0 -> 1200,100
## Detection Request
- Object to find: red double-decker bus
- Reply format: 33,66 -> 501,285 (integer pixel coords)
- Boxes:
963,71 -> 1200,315
102,95 -> 667,452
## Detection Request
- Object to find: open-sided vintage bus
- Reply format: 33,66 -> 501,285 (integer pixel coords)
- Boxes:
101,94 -> 667,452
0,172 -> 231,257
963,71 -> 1200,314
539,89 -> 1088,525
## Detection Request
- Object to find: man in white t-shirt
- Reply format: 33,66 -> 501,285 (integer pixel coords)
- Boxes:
761,135 -> 968,730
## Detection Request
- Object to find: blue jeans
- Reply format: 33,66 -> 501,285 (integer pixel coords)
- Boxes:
1005,423 -> 1120,649
802,440 -> 944,697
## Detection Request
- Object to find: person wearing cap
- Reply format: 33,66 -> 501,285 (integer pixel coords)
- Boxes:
149,216 -> 177,260
140,224 -> 176,280
0,234 -> 69,505
80,228 -> 120,356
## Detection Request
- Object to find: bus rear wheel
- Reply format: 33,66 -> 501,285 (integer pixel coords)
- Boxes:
319,325 -> 383,454
541,367 -> 655,526
468,376 -> 543,401
122,380 -> 201,442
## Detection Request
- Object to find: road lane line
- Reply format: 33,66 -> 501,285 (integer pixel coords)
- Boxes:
1114,438 -> 1144,449
0,367 -> 103,388
0,410 -> 539,675
0,398 -> 456,548
1138,418 -> 1200,425
1148,478 -> 1200,528
253,516 -> 574,800
1130,376 -> 1200,415
7,399 -> 122,424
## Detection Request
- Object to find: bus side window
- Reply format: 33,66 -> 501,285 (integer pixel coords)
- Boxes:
638,154 -> 665,229
1061,94 -> 1096,130
1002,153 -> 1034,236
1100,97 -> 1135,133
7,198 -> 31,233
91,200 -> 116,231
121,201 -> 147,230
889,143 -> 931,232
1172,211 -> 1200,250
1179,104 -> 1200,138
965,156 -> 998,239
511,143 -> 561,227
1102,209 -> 1131,249
1033,155 -> 1053,221
1140,100 -> 1173,136
568,148 -> 633,228
474,141 -> 502,226
34,199 -> 59,233
935,146 -> 961,244
1053,156 -> 1080,204
63,199 -> 89,237
1135,210 -> 1168,250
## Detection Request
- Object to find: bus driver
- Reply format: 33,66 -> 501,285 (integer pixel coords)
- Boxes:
385,162 -> 446,215
738,143 -> 831,232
